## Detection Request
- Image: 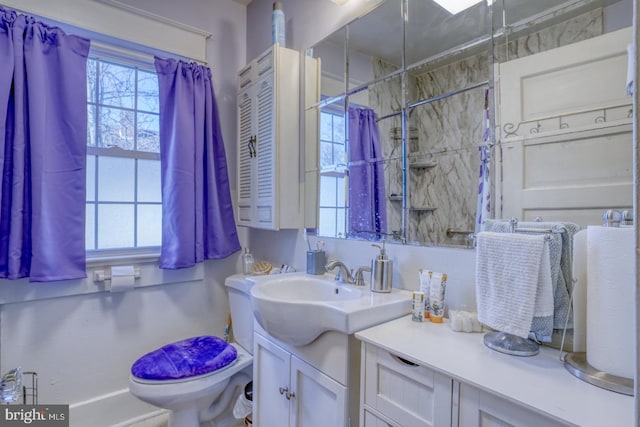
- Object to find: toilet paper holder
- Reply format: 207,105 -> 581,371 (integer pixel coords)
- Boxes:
93,266 -> 141,283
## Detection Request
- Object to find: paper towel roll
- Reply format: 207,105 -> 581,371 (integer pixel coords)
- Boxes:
586,226 -> 634,379
110,265 -> 136,292
571,229 -> 588,353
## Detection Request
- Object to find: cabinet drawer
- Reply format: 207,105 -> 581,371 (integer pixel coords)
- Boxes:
362,407 -> 399,427
458,383 -> 570,427
363,343 -> 452,427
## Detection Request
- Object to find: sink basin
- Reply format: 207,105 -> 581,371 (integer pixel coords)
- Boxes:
252,274 -> 363,301
249,272 -> 412,346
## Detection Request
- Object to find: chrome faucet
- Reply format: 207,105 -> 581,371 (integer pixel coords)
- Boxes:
325,260 -> 355,284
354,266 -> 371,287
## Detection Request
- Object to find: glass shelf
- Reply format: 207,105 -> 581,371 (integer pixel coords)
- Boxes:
409,206 -> 437,212
409,160 -> 437,169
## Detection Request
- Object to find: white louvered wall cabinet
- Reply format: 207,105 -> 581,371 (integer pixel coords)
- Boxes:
236,44 -> 301,230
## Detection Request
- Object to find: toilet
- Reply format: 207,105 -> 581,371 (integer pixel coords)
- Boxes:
129,274 -> 255,427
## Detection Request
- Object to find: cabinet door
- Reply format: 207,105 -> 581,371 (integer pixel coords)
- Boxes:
363,344 -> 453,427
253,333 -> 291,427
458,383 -> 569,427
254,73 -> 277,229
290,355 -> 347,427
237,86 -> 255,226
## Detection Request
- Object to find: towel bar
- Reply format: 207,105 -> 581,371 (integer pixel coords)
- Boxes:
507,217 -> 566,234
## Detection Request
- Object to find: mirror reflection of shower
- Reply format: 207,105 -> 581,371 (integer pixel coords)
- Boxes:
309,0 -> 632,247
313,0 -> 494,247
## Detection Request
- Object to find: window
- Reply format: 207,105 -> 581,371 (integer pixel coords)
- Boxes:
318,107 -> 347,238
86,57 -> 162,253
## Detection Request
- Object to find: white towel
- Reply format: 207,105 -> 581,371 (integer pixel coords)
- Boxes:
475,232 -> 553,339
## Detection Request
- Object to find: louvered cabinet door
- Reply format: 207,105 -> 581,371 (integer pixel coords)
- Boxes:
255,74 -> 277,229
237,86 -> 255,226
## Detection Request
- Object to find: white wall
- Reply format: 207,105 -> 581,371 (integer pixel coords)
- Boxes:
0,1 -> 248,426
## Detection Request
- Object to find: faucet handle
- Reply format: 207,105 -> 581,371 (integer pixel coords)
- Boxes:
355,266 -> 372,286
336,267 -> 356,283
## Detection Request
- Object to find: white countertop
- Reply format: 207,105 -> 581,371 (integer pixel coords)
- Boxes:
355,315 -> 634,427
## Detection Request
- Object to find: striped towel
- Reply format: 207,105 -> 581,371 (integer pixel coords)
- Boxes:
475,232 -> 553,339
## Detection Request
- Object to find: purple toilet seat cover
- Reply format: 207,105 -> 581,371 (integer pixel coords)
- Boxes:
131,336 -> 238,381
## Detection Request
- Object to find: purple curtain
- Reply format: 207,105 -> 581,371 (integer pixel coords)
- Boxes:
155,57 -> 240,269
347,107 -> 387,239
0,8 -> 89,281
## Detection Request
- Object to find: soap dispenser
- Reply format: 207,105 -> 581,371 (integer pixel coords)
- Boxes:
371,241 -> 392,293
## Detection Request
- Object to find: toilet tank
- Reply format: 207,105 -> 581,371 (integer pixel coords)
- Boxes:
224,274 -> 256,355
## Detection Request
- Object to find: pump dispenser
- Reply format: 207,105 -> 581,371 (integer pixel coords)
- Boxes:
370,241 -> 392,293
242,247 -> 254,275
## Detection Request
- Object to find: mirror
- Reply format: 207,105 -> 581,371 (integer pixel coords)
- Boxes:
306,0 -> 633,248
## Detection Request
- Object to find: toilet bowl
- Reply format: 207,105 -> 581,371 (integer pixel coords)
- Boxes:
128,275 -> 255,427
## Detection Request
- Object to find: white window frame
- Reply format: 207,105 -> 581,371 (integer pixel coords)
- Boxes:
85,51 -> 162,262
318,105 -> 348,239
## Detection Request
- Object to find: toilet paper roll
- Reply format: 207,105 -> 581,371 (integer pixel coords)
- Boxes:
110,265 -> 136,292
586,226 -> 634,379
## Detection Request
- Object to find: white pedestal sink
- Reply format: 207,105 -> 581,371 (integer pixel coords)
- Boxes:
249,272 -> 412,346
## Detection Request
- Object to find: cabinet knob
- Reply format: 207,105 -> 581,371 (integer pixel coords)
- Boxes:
278,386 -> 295,400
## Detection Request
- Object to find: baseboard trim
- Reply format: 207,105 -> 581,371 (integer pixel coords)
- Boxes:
69,388 -> 165,427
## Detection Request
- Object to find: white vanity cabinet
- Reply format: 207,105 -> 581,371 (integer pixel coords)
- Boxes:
360,341 -> 570,427
253,332 -> 348,427
361,343 -> 453,427
356,316 -> 633,427
236,44 -> 300,230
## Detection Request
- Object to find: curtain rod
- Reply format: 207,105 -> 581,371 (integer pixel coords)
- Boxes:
3,4 -> 207,66
409,80 -> 489,111
376,110 -> 402,122
315,70 -> 404,110
90,41 -> 156,65
90,41 -> 207,67
376,80 -> 489,123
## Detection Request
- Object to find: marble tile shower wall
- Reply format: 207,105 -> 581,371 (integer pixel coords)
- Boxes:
369,9 -> 603,246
